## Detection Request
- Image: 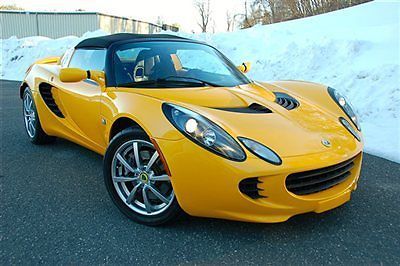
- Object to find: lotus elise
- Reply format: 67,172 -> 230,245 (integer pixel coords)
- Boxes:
21,33 -> 363,225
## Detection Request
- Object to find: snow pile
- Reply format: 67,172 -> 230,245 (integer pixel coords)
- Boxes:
0,31 -> 107,81
0,1 -> 399,162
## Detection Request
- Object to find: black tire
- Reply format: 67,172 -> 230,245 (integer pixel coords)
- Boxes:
103,127 -> 182,226
22,87 -> 56,145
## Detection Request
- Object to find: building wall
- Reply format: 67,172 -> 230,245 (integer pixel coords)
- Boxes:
0,11 -> 178,39
37,13 -> 98,38
97,14 -> 162,34
0,11 -> 99,39
1,12 -> 39,38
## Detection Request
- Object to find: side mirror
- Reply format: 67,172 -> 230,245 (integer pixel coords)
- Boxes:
59,68 -> 87,82
237,62 -> 251,74
59,68 -> 106,87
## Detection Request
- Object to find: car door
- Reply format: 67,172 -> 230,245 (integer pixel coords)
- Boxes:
54,48 -> 107,150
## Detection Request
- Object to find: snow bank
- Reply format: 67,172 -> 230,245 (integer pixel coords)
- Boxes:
1,1 -> 399,163
0,31 -> 107,81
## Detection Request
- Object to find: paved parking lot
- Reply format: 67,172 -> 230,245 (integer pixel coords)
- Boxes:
1,80 -> 399,264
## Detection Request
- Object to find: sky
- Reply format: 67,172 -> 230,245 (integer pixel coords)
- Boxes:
2,0 -> 245,32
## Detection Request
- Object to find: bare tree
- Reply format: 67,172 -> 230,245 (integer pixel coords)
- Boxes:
239,0 -> 271,28
194,0 -> 212,33
156,16 -> 164,26
226,11 -> 234,32
243,0 -> 251,28
239,0 -> 372,28
267,0 -> 277,22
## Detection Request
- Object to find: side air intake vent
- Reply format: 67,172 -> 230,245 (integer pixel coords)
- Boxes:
39,84 -> 64,118
274,92 -> 300,110
239,177 -> 266,199
215,103 -> 272,114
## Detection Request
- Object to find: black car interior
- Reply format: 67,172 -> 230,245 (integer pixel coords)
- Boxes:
114,48 -> 179,85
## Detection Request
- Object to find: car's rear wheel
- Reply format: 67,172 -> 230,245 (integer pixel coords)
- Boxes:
23,88 -> 56,144
104,128 -> 181,226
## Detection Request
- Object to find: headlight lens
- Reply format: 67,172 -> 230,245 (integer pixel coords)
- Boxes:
339,117 -> 361,142
328,87 -> 361,131
162,103 -> 246,161
238,137 -> 282,165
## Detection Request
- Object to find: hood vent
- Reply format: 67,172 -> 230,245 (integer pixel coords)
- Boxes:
274,92 -> 300,110
215,103 -> 272,114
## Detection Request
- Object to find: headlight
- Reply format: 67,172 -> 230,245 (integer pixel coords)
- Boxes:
162,103 -> 246,161
339,117 -> 361,142
328,87 -> 361,131
238,137 -> 282,165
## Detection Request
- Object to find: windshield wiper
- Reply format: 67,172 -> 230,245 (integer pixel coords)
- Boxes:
119,76 -> 219,88
161,76 -> 219,87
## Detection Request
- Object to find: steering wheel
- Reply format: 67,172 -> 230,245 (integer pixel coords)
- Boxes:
133,61 -> 146,82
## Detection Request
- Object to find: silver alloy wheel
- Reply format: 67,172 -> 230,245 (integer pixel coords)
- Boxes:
111,139 -> 174,216
23,92 -> 36,138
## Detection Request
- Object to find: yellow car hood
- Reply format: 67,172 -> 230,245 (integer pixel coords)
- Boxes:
126,83 -> 276,108
122,83 -> 357,158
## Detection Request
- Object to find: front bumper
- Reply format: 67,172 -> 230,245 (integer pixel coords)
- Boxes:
156,137 -> 363,223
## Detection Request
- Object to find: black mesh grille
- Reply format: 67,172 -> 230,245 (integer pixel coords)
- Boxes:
239,177 -> 266,199
274,92 -> 300,110
39,84 -> 64,118
285,157 -> 356,195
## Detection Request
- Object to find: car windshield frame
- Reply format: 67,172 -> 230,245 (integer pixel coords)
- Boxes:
107,40 -> 252,88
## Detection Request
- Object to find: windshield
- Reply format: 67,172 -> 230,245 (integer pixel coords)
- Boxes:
113,41 -> 251,88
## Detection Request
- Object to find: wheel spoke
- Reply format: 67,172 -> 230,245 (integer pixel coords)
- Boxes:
116,153 -> 136,173
28,121 -> 35,133
133,142 -> 141,169
142,186 -> 151,213
146,151 -> 159,170
126,183 -> 141,204
113,176 -> 139,183
150,174 -> 170,182
148,185 -> 169,204
24,99 -> 30,112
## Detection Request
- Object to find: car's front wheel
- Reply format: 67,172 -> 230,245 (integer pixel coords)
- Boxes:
104,128 -> 181,226
22,88 -> 56,144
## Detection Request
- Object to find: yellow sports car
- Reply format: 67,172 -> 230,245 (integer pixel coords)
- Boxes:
21,33 -> 363,225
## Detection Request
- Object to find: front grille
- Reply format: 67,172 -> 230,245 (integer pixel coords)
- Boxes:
274,92 -> 300,110
239,177 -> 266,199
285,157 -> 356,195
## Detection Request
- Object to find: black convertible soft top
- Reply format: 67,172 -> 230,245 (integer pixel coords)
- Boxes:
75,33 -> 190,49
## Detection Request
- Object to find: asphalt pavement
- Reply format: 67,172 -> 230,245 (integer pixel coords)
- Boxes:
1,79 -> 399,265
